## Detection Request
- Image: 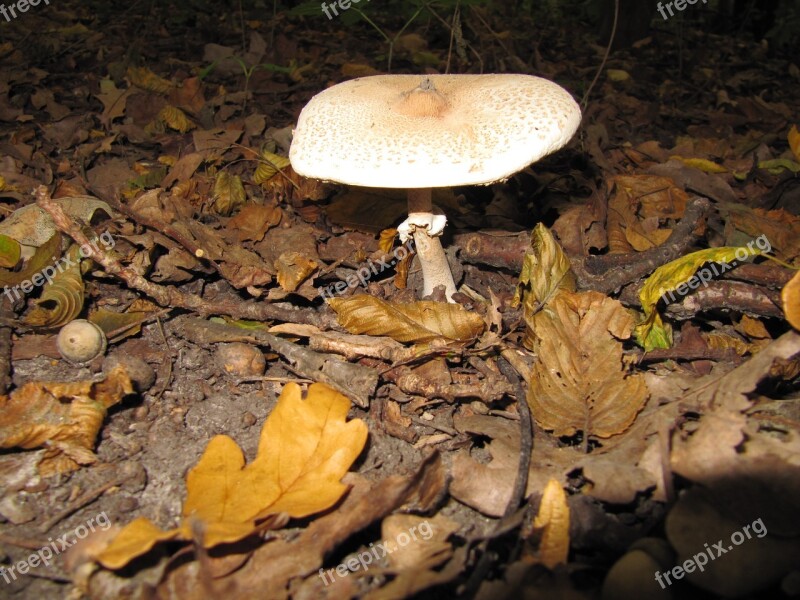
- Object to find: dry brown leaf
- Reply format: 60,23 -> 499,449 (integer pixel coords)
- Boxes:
530,479 -> 570,569
226,203 -> 282,242
0,367 -> 133,476
212,171 -> 246,216
275,251 -> 318,293
23,245 -> 85,329
703,332 -> 750,355
514,223 -> 576,350
329,296 -> 485,344
366,514 -> 461,600
528,291 -> 647,438
783,270 -> 800,330
95,382 -> 367,569
607,175 -> 688,253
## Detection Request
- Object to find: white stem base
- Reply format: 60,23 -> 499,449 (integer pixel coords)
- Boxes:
413,229 -> 457,301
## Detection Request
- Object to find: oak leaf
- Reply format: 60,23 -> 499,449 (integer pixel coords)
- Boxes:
96,382 -> 367,569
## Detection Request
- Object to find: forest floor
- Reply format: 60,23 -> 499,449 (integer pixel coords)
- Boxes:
0,1 -> 798,599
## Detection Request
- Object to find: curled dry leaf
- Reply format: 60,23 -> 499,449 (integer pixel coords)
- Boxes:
0,197 -> 114,248
513,223 -> 576,350
530,479 -> 570,570
328,296 -> 485,344
0,366 -> 133,476
0,231 -> 61,288
212,171 -> 246,216
528,291 -> 648,439
275,251 -> 318,293
24,245 -> 85,329
95,382 -> 367,570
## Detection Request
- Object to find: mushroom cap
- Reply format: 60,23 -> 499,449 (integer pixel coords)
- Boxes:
289,74 -> 581,189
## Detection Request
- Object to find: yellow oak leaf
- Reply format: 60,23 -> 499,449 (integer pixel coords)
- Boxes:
96,382 -> 367,569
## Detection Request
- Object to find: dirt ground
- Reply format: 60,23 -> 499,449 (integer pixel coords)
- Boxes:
0,1 -> 799,599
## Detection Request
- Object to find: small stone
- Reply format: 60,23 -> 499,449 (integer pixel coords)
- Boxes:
215,342 -> 266,378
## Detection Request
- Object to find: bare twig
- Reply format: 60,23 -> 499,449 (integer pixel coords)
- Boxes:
35,186 -> 337,329
0,297 -> 15,394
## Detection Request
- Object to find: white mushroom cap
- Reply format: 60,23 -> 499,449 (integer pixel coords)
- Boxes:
289,74 -> 581,189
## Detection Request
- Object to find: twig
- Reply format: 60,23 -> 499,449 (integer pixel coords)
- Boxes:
581,0 -> 618,109
34,186 -> 337,329
460,355 -> 533,598
0,297 -> 14,394
455,197 -> 712,295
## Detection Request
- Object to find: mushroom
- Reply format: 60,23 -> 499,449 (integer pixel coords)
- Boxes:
289,74 -> 581,301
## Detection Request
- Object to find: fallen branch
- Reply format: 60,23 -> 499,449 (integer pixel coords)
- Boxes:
455,197 -> 713,294
35,186 -> 337,329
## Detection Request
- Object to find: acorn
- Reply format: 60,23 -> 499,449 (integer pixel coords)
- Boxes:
56,319 -> 107,365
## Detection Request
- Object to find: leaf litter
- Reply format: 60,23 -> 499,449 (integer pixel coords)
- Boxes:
0,2 -> 798,599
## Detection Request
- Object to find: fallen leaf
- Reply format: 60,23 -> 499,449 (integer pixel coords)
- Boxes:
635,245 -> 764,350
528,291 -> 648,439
212,171 -> 246,216
227,203 -> 282,243
0,366 -> 133,476
253,149 -> 291,185
96,382 -> 367,569
514,223 -> 576,350
0,234 -> 21,268
23,245 -> 85,329
329,296 -> 485,344
531,479 -> 570,569
789,125 -> 800,163
274,251 -> 318,293
783,270 -> 800,330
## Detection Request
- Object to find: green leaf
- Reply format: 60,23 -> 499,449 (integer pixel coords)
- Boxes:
0,234 -> 21,269
636,245 -> 765,350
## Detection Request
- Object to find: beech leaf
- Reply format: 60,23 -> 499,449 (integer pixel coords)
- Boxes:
328,295 -> 485,343
528,291 -> 648,438
636,245 -> 764,350
514,223 -> 576,350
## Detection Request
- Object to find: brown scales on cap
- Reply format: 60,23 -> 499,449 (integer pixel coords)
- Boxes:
393,78 -> 451,119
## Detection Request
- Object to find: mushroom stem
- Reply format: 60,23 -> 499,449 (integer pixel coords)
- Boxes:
407,188 -> 458,301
